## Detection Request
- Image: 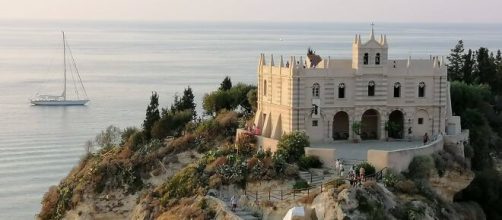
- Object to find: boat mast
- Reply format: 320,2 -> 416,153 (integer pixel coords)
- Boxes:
62,31 -> 67,101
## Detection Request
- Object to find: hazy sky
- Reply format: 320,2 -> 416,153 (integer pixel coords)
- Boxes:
1,0 -> 501,23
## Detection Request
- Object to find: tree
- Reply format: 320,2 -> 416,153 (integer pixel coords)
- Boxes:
475,47 -> 497,89
219,76 -> 232,91
276,131 -> 309,163
462,49 -> 475,84
447,40 -> 465,81
95,125 -> 122,150
247,88 -> 258,113
169,87 -> 197,119
143,92 -> 160,140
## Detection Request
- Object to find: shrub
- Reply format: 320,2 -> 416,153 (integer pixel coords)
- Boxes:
293,179 -> 310,190
276,131 -> 309,163
160,166 -> 204,205
95,125 -> 122,150
298,155 -> 323,170
121,127 -> 139,145
408,155 -> 435,179
395,180 -> 418,194
383,169 -> 402,188
355,162 -> 376,176
236,133 -> 257,156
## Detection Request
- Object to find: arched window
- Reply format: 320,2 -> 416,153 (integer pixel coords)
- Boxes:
375,53 -> 381,65
312,83 -> 320,97
394,82 -> 401,98
368,81 -> 375,96
418,82 -> 425,97
363,53 -> 369,65
263,80 -> 267,96
338,83 -> 345,98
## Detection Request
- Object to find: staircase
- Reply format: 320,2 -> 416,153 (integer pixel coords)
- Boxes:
220,195 -> 260,220
298,170 -> 325,186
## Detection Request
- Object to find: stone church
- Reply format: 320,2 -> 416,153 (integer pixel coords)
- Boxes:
253,28 -> 461,144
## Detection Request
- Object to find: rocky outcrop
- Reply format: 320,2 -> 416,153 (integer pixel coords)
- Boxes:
429,169 -> 475,202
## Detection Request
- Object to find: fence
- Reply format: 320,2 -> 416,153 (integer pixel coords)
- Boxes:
241,167 -> 387,203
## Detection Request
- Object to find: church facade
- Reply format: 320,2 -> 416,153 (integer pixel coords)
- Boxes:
253,28 -> 461,144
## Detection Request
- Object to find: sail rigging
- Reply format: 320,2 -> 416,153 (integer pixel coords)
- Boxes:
30,32 -> 89,106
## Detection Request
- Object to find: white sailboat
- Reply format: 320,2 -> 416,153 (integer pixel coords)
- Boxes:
31,32 -> 89,106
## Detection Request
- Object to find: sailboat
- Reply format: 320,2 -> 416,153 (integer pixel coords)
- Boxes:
30,32 -> 89,106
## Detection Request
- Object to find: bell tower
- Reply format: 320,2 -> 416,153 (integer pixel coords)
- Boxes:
352,24 -> 388,72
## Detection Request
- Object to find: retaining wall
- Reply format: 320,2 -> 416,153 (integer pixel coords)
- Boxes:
368,135 -> 444,172
304,147 -> 337,168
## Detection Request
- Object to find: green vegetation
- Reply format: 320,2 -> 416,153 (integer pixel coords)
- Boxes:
445,40 -> 502,219
407,155 -> 435,179
355,162 -> 376,176
143,92 -> 160,140
293,179 -> 310,189
219,76 -> 232,91
275,131 -> 309,163
298,155 -> 323,170
203,77 -> 256,115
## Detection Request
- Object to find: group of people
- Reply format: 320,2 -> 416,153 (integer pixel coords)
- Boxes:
244,123 -> 261,136
335,159 -> 366,186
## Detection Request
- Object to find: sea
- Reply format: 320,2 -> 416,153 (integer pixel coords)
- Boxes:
1,21 -> 502,219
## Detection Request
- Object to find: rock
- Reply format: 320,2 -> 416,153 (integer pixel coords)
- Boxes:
429,169 -> 474,202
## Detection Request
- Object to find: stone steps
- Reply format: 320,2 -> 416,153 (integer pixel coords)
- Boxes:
221,197 -> 261,220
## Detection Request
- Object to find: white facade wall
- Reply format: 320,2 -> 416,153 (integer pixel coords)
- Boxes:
255,30 -> 454,144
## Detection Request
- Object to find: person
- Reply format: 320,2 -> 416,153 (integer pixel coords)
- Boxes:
340,165 -> 345,177
423,132 -> 429,144
335,159 -> 340,176
230,195 -> 238,211
285,61 -> 290,68
359,166 -> 365,182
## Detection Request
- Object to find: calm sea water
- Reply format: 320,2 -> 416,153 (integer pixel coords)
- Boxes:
1,21 -> 502,219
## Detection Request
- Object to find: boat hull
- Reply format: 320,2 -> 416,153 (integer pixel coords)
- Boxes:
30,99 -> 89,106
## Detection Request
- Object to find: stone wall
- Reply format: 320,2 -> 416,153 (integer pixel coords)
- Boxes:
367,135 -> 444,172
305,148 -> 337,168
236,129 -> 279,153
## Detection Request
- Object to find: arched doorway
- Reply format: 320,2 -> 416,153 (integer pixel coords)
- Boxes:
333,111 -> 349,140
388,110 -> 404,139
361,109 -> 379,140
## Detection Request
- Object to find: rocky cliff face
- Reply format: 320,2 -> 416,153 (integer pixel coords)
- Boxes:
429,169 -> 475,202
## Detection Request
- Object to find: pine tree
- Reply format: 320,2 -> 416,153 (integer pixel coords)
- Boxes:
475,47 -> 497,90
462,49 -> 475,84
219,76 -> 232,91
180,87 -> 196,119
143,92 -> 160,140
447,40 -> 465,81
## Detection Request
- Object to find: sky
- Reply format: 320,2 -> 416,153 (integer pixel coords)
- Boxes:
0,0 -> 501,23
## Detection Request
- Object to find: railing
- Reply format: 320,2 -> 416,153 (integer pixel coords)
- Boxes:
232,166 -> 389,206
243,179 -> 342,203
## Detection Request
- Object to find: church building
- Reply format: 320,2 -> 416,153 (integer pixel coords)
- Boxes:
253,28 -> 461,145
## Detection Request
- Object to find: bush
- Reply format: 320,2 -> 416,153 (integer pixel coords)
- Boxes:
383,169 -> 402,188
395,180 -> 418,194
236,133 -> 257,156
276,131 -> 309,163
160,166 -> 205,205
355,162 -> 376,176
407,155 -> 435,179
298,155 -> 323,170
293,179 -> 310,190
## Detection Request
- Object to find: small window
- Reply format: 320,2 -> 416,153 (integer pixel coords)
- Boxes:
363,53 -> 369,65
418,118 -> 424,124
338,83 -> 345,98
375,53 -> 381,65
368,81 -> 375,96
393,82 -> 401,98
418,82 -> 425,97
312,83 -> 320,97
264,80 -> 267,96
312,120 -> 318,127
